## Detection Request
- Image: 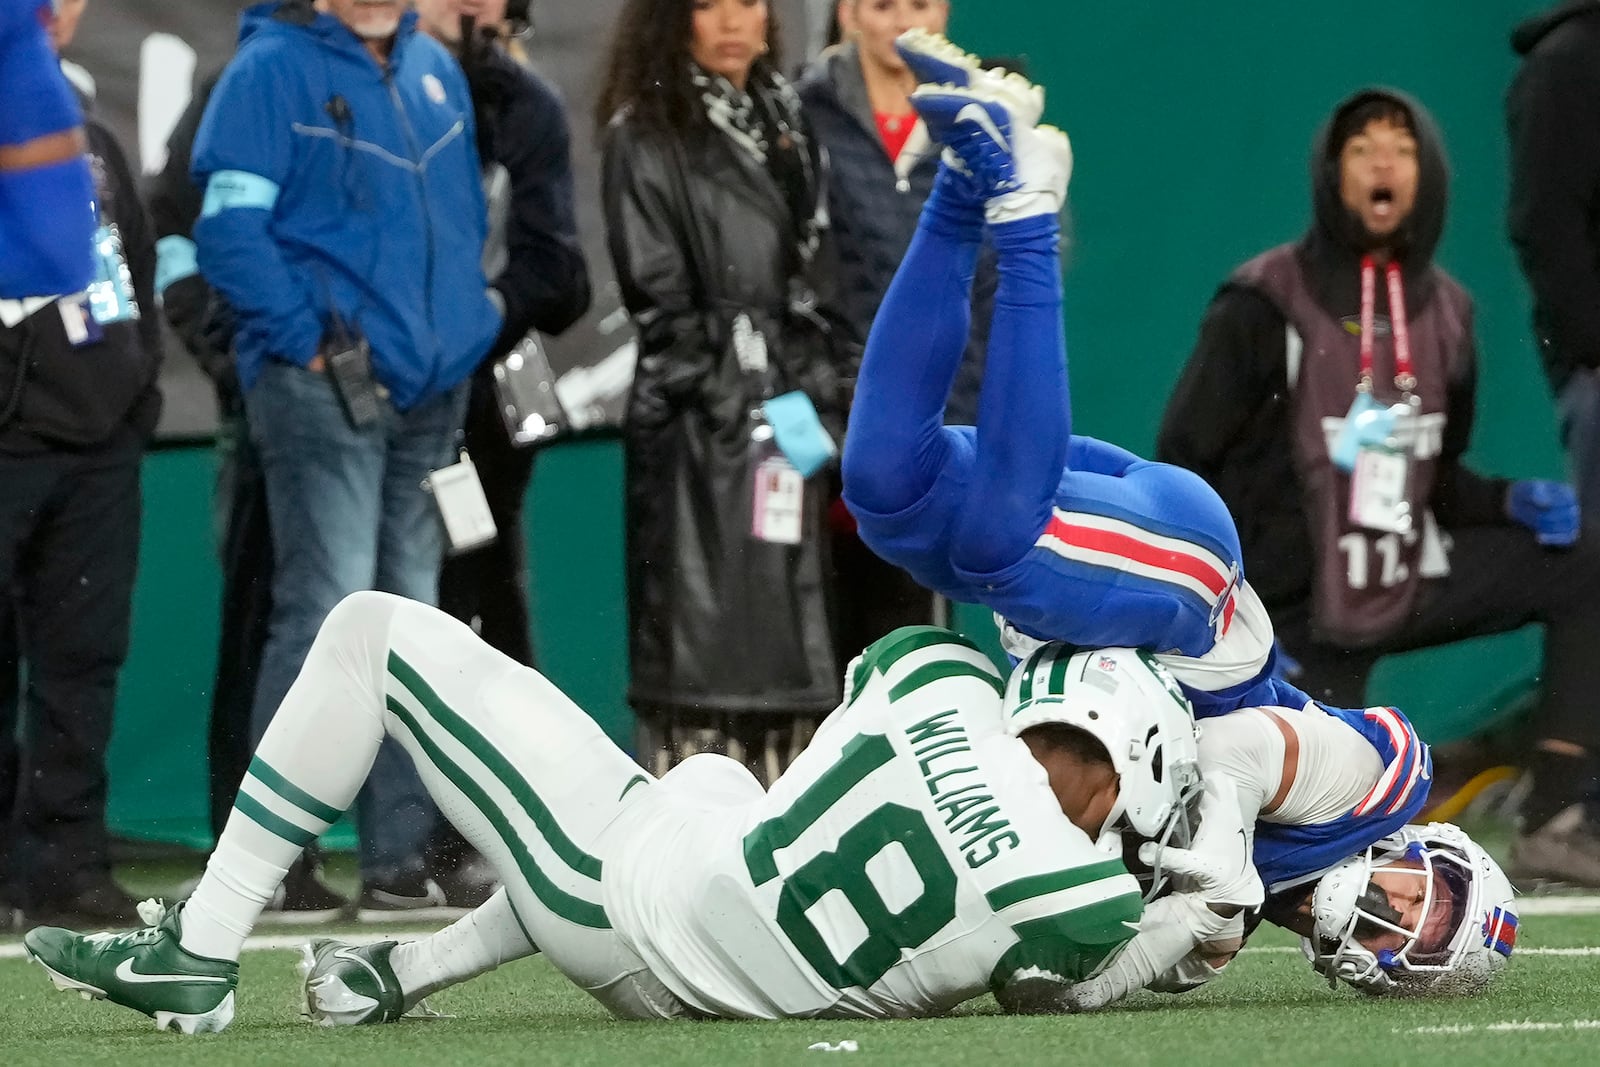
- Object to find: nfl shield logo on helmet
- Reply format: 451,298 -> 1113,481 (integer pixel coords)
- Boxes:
1482,907 -> 1517,958
1095,655 -> 1118,673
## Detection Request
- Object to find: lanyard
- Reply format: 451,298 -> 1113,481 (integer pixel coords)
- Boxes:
1357,255 -> 1416,395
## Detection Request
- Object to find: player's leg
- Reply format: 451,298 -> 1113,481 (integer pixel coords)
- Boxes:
21,591 -> 410,1033
907,75 -> 1075,578
345,593 -> 681,1020
839,163 -> 985,519
25,592 -> 670,1030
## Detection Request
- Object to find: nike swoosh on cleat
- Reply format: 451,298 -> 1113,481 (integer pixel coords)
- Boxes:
114,959 -> 229,985
954,102 -> 1010,152
333,946 -> 384,987
618,774 -> 650,801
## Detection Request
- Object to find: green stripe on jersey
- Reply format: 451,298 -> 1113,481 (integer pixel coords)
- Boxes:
985,858 -> 1130,913
235,789 -> 319,848
1013,890 -> 1144,948
388,652 -> 602,880
385,695 -> 610,930
744,732 -> 896,885
990,889 -> 1144,990
889,660 -> 1003,703
850,626 -> 981,703
247,756 -> 343,825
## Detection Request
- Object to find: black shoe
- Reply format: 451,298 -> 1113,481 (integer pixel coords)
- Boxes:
258,855 -> 348,925
26,877 -> 142,928
1510,804 -> 1600,888
354,872 -> 463,923
432,857 -> 500,911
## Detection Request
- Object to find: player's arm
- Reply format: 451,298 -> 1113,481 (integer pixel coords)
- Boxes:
1057,772 -> 1264,1011
989,860 -> 1145,1015
1058,710 -> 1297,1010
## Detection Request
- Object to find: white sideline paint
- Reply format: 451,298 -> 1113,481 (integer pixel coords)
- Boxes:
0,930 -> 436,962
1400,1020 -> 1600,1035
1513,895 -> 1600,916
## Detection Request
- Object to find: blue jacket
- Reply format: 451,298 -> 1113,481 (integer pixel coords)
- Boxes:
191,2 -> 499,410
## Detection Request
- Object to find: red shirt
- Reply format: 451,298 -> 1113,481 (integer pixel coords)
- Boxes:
874,111 -> 915,162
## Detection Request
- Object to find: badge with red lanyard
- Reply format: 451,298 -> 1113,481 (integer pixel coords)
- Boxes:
1330,256 -> 1422,535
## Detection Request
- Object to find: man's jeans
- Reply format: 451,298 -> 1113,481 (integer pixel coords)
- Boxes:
1561,370 -> 1600,521
245,360 -> 467,883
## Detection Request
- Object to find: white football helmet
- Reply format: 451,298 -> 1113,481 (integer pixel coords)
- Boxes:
1003,645 -> 1203,870
1306,822 -> 1517,997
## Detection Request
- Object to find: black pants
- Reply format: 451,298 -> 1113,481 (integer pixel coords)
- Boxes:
438,370 -> 537,668
1276,524 -> 1600,755
0,447 -> 140,909
207,414 -> 273,841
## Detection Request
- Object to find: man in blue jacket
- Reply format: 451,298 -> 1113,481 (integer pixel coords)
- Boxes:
191,0 -> 502,915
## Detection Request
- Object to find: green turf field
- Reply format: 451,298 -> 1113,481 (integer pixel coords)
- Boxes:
2,909 -> 1598,1067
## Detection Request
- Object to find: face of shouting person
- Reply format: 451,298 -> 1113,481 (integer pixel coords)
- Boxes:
1338,116 -> 1419,245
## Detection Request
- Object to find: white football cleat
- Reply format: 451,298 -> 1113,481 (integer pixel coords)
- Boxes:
991,123 -> 1074,224
896,29 -> 1045,123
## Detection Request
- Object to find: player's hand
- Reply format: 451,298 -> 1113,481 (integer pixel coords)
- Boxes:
1055,894 -> 1224,1011
1140,776 -> 1264,911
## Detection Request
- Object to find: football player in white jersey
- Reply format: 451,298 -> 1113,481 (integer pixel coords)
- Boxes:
22,592 -> 1203,1033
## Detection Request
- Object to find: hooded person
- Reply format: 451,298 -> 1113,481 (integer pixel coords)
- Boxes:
1157,87 -> 1600,887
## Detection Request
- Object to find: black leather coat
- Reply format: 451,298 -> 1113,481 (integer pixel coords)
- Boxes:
601,111 -> 842,715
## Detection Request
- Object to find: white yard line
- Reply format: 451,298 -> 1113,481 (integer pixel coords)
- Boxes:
1400,1020 -> 1600,1035
1509,895 -> 1600,916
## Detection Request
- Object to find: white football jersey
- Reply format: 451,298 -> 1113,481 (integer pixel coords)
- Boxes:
601,627 -> 1144,1019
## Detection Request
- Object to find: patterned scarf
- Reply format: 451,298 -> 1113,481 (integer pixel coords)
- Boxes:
689,61 -> 805,166
689,62 -> 819,260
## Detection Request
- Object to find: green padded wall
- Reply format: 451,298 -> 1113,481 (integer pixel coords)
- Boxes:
108,1 -> 1564,843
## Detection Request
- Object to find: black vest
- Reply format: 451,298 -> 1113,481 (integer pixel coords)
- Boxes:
1233,245 -> 1471,646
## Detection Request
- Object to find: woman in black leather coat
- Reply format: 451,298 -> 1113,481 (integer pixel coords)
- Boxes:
597,0 -> 843,782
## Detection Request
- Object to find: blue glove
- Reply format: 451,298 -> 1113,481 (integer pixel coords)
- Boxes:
1506,479 -> 1580,547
